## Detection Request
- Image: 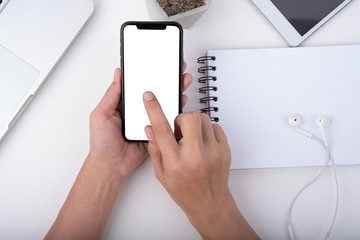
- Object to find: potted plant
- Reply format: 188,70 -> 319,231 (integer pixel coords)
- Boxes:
145,0 -> 209,29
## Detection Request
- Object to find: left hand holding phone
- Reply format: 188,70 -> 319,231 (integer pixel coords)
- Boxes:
89,64 -> 192,180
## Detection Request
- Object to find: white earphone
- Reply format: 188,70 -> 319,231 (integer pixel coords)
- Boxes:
315,116 -> 330,147
288,114 -> 313,138
286,114 -> 338,240
287,114 -> 329,146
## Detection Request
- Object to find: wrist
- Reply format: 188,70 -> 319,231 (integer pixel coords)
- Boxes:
186,189 -> 234,224
86,153 -> 125,185
47,154 -> 125,239
186,190 -> 256,240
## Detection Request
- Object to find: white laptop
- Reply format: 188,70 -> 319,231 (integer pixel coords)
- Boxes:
0,0 -> 94,142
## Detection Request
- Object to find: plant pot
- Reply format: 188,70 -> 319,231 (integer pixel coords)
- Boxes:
145,0 -> 209,29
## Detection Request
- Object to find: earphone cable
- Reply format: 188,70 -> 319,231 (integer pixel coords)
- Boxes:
287,137 -> 332,240
325,151 -> 339,240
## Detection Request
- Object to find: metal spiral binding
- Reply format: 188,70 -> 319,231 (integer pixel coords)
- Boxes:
200,107 -> 219,113
210,117 -> 219,122
198,66 -> 216,74
199,86 -> 217,94
198,76 -> 217,83
199,96 -> 218,103
198,55 -> 219,122
197,56 -> 216,64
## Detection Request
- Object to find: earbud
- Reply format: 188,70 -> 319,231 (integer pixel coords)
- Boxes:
315,116 -> 330,128
288,114 -> 301,127
288,114 -> 313,138
316,116 -> 330,147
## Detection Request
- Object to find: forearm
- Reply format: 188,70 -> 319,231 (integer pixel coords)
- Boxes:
187,191 -> 259,240
45,155 -> 123,240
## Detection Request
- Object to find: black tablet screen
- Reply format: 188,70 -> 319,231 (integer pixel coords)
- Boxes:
270,0 -> 345,36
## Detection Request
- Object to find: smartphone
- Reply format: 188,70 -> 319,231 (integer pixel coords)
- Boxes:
120,21 -> 183,142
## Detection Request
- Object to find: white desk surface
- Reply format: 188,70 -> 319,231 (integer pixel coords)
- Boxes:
1,0 -> 360,239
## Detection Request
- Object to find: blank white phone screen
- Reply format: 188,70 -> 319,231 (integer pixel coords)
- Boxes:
123,25 -> 180,141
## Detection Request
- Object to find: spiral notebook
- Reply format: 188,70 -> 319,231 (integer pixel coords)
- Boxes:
197,45 -> 360,169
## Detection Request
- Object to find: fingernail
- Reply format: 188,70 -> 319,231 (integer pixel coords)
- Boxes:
113,69 -> 119,82
145,128 -> 153,142
143,91 -> 154,102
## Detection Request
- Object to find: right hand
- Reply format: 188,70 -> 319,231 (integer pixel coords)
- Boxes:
143,90 -> 232,211
143,91 -> 258,240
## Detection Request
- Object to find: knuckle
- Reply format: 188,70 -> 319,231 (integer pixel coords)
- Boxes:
200,113 -> 211,122
181,111 -> 201,124
154,120 -> 170,136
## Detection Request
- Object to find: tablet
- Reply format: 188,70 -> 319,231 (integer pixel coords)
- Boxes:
251,0 -> 352,46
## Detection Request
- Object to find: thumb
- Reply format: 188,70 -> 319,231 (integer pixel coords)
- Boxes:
145,125 -> 164,181
96,68 -> 121,117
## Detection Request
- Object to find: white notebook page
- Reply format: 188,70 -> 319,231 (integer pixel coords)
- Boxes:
205,45 -> 360,169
